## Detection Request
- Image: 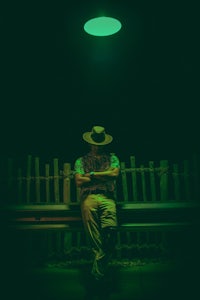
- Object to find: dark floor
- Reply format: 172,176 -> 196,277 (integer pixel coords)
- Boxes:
1,257 -> 199,300
1,228 -> 199,300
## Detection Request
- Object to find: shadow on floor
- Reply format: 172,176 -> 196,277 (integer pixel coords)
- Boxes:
2,259 -> 198,300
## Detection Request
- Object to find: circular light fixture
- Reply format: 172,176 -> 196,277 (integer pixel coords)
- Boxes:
84,16 -> 122,36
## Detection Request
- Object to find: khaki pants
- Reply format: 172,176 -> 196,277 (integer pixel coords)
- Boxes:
81,193 -> 117,279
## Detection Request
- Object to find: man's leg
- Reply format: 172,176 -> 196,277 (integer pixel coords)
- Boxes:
81,194 -> 105,279
99,196 -> 118,272
102,226 -> 117,255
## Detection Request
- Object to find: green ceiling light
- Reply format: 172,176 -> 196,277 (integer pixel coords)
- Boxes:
84,16 -> 122,36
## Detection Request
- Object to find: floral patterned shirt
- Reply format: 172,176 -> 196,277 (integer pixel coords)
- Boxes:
74,152 -> 120,199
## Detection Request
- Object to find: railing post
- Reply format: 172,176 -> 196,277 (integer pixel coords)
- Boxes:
45,163 -> 50,203
173,163 -> 180,201
35,157 -> 40,203
183,160 -> 190,201
63,163 -> 71,205
130,156 -> 138,201
26,155 -> 32,203
160,160 -> 169,201
53,158 -> 60,203
17,168 -> 23,203
193,153 -> 199,202
120,162 -> 128,202
149,161 -> 157,202
140,164 -> 147,202
7,158 -> 14,202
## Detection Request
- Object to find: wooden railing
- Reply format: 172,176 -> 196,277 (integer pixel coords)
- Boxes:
1,153 -> 199,204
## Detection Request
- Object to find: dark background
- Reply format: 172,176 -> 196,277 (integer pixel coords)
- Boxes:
0,0 -> 199,165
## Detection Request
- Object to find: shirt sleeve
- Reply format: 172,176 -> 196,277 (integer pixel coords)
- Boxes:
74,157 -> 85,174
110,154 -> 120,169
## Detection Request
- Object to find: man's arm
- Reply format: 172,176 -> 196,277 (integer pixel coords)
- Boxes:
74,157 -> 91,187
85,167 -> 120,182
75,167 -> 119,187
75,173 -> 91,187
91,167 -> 120,178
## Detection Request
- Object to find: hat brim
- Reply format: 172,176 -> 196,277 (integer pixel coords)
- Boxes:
83,132 -> 113,145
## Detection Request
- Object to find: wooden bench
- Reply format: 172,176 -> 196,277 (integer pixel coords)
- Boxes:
0,204 -> 82,231
118,202 -> 199,230
1,201 -> 199,262
1,201 -> 199,232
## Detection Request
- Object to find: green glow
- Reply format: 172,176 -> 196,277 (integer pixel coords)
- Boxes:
84,16 -> 122,36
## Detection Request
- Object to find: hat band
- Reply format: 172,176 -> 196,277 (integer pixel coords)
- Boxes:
91,132 -> 106,143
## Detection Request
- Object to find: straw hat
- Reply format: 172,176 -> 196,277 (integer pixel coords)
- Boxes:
83,126 -> 113,145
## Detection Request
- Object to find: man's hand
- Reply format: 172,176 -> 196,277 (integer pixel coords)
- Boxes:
75,173 -> 91,187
